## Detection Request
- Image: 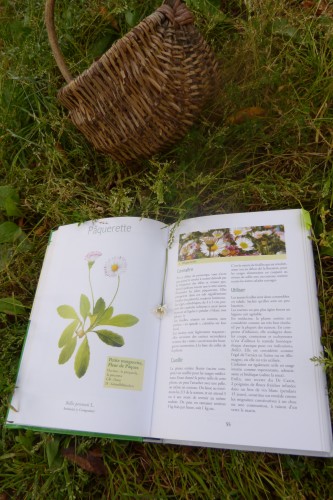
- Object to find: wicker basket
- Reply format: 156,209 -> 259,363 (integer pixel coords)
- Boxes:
45,0 -> 219,163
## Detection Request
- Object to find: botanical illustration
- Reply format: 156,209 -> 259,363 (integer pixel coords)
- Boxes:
57,251 -> 139,378
178,225 -> 286,261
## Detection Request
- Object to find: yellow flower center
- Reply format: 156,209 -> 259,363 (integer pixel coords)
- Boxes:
210,244 -> 218,252
111,264 -> 119,272
234,230 -> 242,236
240,242 -> 248,249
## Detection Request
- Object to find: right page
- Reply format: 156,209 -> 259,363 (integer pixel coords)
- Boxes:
151,209 -> 333,455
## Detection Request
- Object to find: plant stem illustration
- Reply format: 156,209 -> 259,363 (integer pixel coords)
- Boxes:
57,252 -> 139,378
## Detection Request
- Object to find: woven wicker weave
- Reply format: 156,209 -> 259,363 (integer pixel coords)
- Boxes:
45,0 -> 219,163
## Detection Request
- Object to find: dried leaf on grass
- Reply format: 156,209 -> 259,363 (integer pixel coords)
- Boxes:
226,106 -> 266,124
62,447 -> 107,476
99,7 -> 120,31
34,225 -> 49,236
301,1 -> 333,17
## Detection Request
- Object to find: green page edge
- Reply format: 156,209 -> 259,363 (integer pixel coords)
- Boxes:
4,422 -> 143,442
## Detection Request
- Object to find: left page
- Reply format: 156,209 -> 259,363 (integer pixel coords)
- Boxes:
7,217 -> 168,438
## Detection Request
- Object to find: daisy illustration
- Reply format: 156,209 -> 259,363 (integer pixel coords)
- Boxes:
104,256 -> 127,277
57,253 -> 138,379
85,251 -> 102,267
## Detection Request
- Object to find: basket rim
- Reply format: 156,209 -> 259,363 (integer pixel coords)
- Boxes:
57,10 -> 168,96
44,0 -> 190,85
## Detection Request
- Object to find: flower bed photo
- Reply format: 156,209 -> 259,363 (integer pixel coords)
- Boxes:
178,225 -> 286,262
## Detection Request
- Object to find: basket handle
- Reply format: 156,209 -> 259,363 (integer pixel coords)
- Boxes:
45,0 -> 73,83
45,0 -> 190,84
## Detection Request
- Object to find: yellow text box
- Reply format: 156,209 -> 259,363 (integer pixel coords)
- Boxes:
104,357 -> 145,391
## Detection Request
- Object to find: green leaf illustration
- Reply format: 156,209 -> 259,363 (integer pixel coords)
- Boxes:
95,329 -> 124,347
74,337 -> 90,378
80,294 -> 91,320
57,305 -> 79,319
89,314 -> 97,326
58,336 -> 77,364
58,320 -> 79,348
101,314 -> 139,327
98,306 -> 114,325
93,297 -> 105,316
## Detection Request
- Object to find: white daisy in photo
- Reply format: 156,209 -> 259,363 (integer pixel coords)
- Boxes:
179,240 -> 198,259
201,238 -> 226,257
201,236 -> 217,246
235,237 -> 254,252
275,230 -> 285,242
104,256 -> 127,277
230,227 -> 251,239
252,231 -> 266,239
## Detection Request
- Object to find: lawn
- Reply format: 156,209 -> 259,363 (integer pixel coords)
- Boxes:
1,0 -> 333,497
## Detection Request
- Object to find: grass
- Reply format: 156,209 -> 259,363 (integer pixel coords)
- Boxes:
1,0 -> 333,497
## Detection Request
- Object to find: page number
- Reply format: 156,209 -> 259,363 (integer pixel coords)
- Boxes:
226,422 -> 231,427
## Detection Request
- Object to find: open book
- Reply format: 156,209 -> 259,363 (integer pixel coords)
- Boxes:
6,209 -> 333,456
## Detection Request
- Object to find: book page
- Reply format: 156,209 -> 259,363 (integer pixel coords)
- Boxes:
151,210 -> 332,454
7,217 -> 168,438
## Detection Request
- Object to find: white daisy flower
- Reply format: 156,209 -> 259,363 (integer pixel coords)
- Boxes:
201,236 -> 217,246
252,231 -> 266,239
235,237 -> 254,252
212,230 -> 224,239
275,231 -> 285,242
104,256 -> 127,277
154,304 -> 167,319
260,230 -> 273,236
230,228 -> 251,238
179,240 -> 198,259
201,238 -> 226,257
